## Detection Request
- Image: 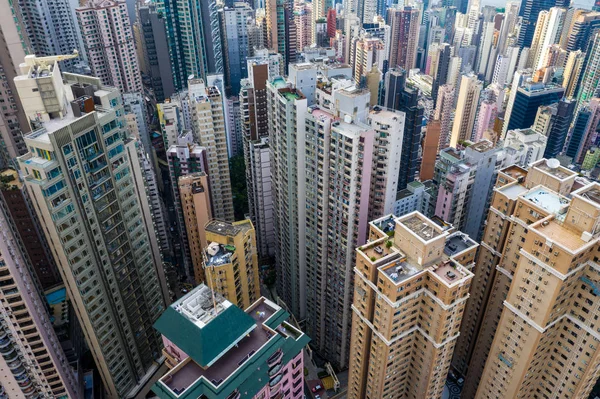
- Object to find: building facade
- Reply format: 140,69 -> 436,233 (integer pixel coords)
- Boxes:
16,66 -> 166,398
347,212 -> 477,399
153,285 -> 309,399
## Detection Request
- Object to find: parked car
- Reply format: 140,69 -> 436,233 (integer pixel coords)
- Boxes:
312,385 -> 322,393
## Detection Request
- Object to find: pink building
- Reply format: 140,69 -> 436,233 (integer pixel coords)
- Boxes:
153,285 -> 309,399
474,99 -> 497,142
76,0 -> 143,93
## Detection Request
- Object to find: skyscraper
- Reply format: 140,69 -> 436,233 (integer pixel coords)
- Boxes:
0,179 -> 80,398
134,2 -> 176,102
387,6 -> 421,71
347,212 -> 478,399
188,79 -> 235,222
542,98 -> 576,158
450,73 -> 482,147
0,0 -> 30,165
76,0 -> 143,93
221,3 -> 254,96
203,219 -> 261,309
504,82 -> 564,134
384,68 -> 424,190
15,61 -> 167,398
475,166 -> 600,399
162,0 -> 223,91
517,0 -> 563,50
18,0 -> 87,73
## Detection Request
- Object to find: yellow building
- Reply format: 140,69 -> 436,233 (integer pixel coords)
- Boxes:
455,159 -> 600,398
348,211 -> 478,399
179,172 -> 212,284
204,220 -> 260,309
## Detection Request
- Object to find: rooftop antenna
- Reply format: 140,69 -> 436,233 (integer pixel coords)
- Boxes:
202,250 -> 219,316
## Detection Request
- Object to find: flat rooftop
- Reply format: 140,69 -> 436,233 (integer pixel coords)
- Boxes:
0,169 -> 21,189
205,220 -> 244,237
523,187 -> 569,216
164,301 -> 276,393
433,262 -> 465,284
372,215 -> 396,235
576,186 -> 600,206
469,140 -> 494,153
501,165 -> 527,181
444,232 -> 477,256
534,160 -> 576,180
498,183 -> 528,199
400,214 -> 442,241
173,285 -> 230,328
381,258 -> 422,284
536,221 -> 586,252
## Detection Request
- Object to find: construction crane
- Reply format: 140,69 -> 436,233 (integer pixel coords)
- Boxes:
22,50 -> 80,69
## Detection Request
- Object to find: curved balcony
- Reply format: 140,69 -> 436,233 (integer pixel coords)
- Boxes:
269,374 -> 283,387
267,350 -> 283,367
0,337 -> 11,349
11,365 -> 26,377
7,359 -> 23,370
268,363 -> 282,377
17,379 -> 33,390
1,346 -> 17,360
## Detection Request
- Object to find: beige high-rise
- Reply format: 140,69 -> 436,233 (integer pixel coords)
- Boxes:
472,161 -> 600,398
188,79 -> 235,222
348,212 -> 478,399
456,159 -> 600,398
179,172 -> 213,284
450,74 -> 482,148
203,220 -> 260,309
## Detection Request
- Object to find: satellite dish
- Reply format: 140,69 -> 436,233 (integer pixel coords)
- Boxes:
546,158 -> 560,169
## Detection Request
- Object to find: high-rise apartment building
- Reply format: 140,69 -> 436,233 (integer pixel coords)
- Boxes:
270,75 -> 406,367
517,0 -> 563,50
387,6 -> 420,71
18,0 -> 86,73
162,0 -> 223,90
347,212 -> 478,399
295,2 -> 313,52
455,160 -> 582,397
178,172 -> 212,283
153,285 -> 309,399
268,79 -> 307,322
0,0 -> 30,165
247,137 -> 275,257
188,79 -> 235,222
134,2 -> 176,102
450,73 -> 482,147
0,169 -> 61,289
203,220 -> 260,309
434,84 -> 455,150
76,0 -> 143,93
503,82 -> 564,135
473,164 -> 600,399
384,68 -> 424,190
167,138 -> 208,280
578,32 -> 600,104
221,3 -> 254,96
528,7 -> 566,71
15,62 -> 167,398
352,37 -> 386,85
241,51 -> 282,259
563,50 -> 585,99
0,190 -> 80,398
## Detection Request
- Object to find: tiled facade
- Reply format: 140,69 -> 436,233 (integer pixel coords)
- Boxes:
348,212 -> 477,399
